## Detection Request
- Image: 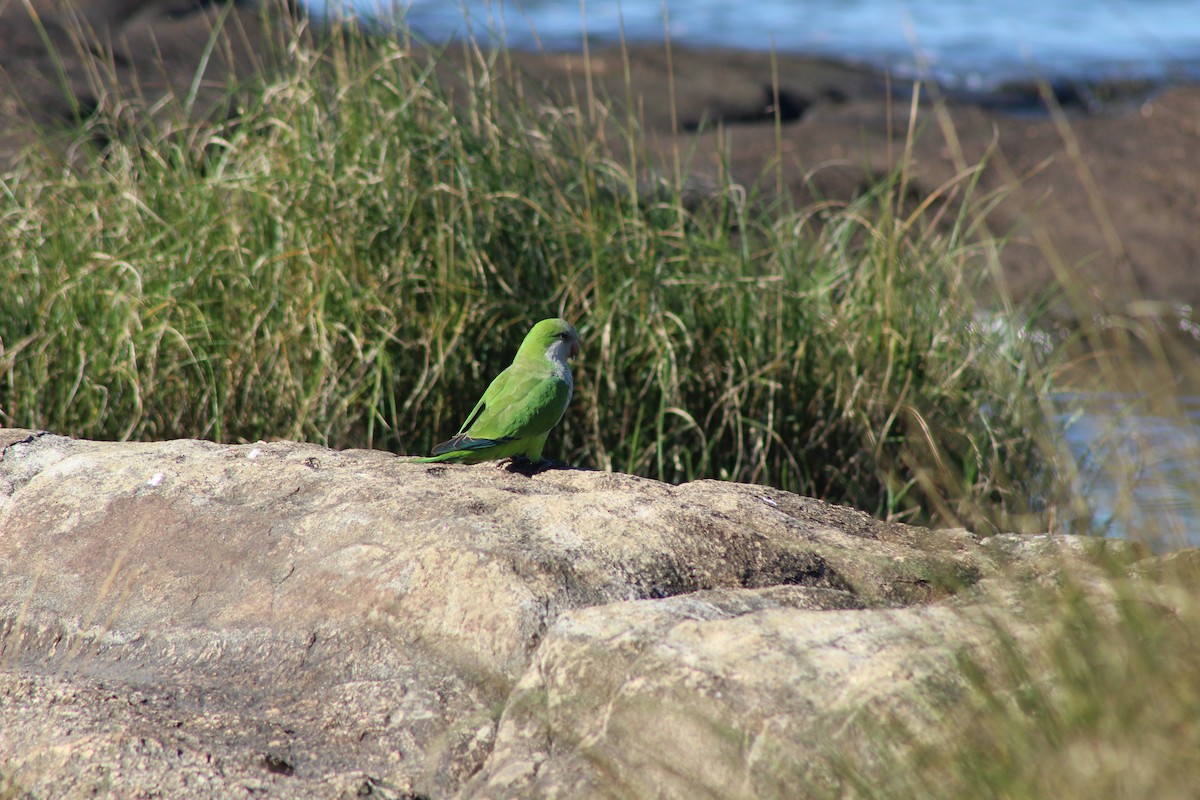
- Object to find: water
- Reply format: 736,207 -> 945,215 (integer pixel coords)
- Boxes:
1060,393 -> 1200,547
306,0 -> 1200,88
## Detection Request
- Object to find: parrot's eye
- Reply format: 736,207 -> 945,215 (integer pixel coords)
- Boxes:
559,332 -> 570,340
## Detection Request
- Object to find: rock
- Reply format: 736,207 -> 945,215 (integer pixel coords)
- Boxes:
462,589 -> 975,799
494,45 -> 1200,317
0,0 -> 267,148
0,429 -> 1154,798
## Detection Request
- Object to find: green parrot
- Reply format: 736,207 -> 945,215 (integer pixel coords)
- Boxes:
415,318 -> 581,464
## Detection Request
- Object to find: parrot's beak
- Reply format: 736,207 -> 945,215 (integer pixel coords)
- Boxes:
570,340 -> 581,359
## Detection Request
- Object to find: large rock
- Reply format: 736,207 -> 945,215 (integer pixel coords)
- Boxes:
464,589 -> 970,799
0,430 -> 1147,798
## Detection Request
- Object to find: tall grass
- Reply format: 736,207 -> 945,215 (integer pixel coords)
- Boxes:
0,12 -> 1066,530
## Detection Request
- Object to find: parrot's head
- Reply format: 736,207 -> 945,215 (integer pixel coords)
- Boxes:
522,318 -> 581,364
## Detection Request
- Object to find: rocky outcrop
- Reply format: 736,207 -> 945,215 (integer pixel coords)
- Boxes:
0,429 -> 1151,798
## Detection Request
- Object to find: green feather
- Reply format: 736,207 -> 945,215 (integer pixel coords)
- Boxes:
415,318 -> 580,464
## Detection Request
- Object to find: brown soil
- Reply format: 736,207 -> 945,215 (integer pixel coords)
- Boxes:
3,1 -> 1197,318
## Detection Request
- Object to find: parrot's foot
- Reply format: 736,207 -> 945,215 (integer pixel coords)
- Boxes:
490,456 -> 527,470
500,455 -> 569,475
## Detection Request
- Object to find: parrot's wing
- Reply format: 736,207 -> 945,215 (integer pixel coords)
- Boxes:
431,366 -> 570,456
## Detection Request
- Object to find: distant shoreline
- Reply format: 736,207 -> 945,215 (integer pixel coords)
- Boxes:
303,8 -> 1192,115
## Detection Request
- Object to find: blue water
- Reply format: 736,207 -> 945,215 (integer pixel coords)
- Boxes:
307,0 -> 1200,87
1060,393 -> 1200,547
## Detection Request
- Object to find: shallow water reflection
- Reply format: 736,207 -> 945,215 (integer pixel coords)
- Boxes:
1060,392 -> 1200,549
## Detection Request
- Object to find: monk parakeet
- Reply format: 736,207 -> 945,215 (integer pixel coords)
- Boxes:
415,318 -> 581,464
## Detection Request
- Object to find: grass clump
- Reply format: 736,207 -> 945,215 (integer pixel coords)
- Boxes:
0,15 -> 1066,530
845,554 -> 1200,800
